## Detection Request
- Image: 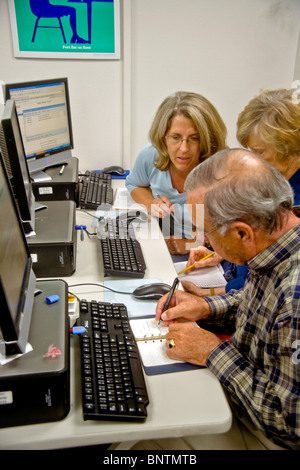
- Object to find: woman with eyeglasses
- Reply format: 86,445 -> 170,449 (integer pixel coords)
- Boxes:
125,91 -> 227,259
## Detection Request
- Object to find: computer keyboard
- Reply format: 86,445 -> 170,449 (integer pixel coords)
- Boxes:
79,299 -> 149,421
99,216 -> 147,278
79,170 -> 114,210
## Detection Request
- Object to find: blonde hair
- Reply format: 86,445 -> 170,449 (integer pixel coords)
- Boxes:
237,89 -> 300,162
149,91 -> 227,171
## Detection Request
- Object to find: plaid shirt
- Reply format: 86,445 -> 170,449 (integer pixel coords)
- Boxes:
206,223 -> 300,445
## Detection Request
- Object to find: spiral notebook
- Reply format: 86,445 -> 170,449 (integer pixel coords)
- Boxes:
130,318 -> 200,375
174,262 -> 227,288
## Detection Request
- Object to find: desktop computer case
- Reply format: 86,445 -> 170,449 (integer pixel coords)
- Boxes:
32,157 -> 79,205
0,280 -> 70,428
28,200 -> 77,277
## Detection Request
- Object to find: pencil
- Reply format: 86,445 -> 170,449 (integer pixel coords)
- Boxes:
178,252 -> 215,275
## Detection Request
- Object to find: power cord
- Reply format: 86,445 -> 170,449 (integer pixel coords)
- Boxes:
68,282 -> 133,302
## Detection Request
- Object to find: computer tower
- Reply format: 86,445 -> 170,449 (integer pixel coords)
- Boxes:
28,200 -> 77,277
32,157 -> 79,205
0,279 -> 70,428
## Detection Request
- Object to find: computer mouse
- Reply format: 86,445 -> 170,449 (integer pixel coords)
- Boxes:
102,165 -> 126,176
132,282 -> 172,300
116,210 -> 148,225
132,211 -> 148,223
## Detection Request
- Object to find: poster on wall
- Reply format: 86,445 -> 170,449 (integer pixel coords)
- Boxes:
8,0 -> 120,59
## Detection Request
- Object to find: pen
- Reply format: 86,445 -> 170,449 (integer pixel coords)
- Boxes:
59,165 -> 65,175
155,193 -> 175,219
177,251 -> 215,275
155,193 -> 175,237
158,277 -> 179,325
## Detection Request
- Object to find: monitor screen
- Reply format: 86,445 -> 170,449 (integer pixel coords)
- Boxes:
0,100 -> 35,235
0,152 -> 36,355
5,78 -> 73,179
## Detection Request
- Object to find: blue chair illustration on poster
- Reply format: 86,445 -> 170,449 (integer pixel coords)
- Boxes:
29,0 -> 88,44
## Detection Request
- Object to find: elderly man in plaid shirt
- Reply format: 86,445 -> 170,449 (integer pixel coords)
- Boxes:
156,148 -> 300,450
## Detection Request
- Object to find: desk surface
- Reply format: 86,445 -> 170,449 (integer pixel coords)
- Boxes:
0,187 -> 231,450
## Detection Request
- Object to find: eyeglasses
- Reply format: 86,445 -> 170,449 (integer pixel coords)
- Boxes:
165,134 -> 200,147
192,224 -> 221,242
204,226 -> 220,237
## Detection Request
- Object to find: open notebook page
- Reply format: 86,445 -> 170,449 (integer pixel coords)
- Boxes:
174,262 -> 227,288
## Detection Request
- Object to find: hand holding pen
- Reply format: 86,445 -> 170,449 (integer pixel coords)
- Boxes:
158,277 -> 179,325
156,278 -> 207,326
151,193 -> 175,219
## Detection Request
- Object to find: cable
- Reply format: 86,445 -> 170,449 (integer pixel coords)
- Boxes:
83,228 -> 97,237
78,208 -> 103,220
68,291 -> 81,302
68,282 -> 133,296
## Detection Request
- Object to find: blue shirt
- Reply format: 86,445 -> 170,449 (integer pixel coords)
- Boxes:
126,144 -> 193,238
290,168 -> 300,206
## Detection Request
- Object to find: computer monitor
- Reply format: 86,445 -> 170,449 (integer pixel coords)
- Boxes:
0,151 -> 36,356
0,100 -> 35,235
5,77 -> 74,182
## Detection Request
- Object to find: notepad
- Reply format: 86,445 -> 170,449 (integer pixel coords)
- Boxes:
130,317 -> 200,375
174,262 -> 227,288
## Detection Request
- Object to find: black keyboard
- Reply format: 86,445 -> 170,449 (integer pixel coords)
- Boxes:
99,217 -> 146,278
80,170 -> 114,210
79,299 -> 149,421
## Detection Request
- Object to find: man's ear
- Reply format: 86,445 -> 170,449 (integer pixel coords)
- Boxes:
230,221 -> 254,243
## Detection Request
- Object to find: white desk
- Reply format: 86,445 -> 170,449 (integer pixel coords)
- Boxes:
0,196 -> 232,450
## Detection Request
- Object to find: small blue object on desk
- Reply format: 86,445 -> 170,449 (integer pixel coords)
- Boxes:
110,170 -> 130,179
75,225 -> 86,241
70,326 -> 86,335
94,169 -> 130,179
46,295 -> 60,304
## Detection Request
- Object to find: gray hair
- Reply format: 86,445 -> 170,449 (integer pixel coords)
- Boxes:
184,148 -> 294,233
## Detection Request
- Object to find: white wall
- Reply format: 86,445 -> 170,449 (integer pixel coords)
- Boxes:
130,0 -> 300,154
294,30 -> 300,79
0,0 -> 299,171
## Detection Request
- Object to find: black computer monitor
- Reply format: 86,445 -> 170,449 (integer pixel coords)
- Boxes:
0,100 -> 35,235
5,77 -> 74,182
0,151 -> 36,356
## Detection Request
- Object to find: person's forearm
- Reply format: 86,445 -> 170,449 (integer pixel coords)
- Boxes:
131,187 -> 154,212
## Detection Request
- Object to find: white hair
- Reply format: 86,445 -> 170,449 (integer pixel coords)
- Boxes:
185,148 -> 294,233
